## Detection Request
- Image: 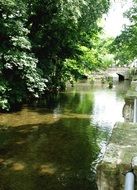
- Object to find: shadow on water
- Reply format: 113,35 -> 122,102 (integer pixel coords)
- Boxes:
0,80 -> 128,190
0,118 -> 99,190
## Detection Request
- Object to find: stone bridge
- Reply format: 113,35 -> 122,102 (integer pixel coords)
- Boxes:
91,67 -> 131,80
102,67 -> 130,80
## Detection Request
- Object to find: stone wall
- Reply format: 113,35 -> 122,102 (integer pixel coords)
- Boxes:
97,80 -> 137,190
97,122 -> 137,190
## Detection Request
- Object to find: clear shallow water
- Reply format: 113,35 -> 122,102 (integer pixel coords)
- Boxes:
0,80 -> 129,190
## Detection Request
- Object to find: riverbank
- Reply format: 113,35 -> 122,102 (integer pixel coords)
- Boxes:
97,80 -> 137,190
97,122 -> 137,190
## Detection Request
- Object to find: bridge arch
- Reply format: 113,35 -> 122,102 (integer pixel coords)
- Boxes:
117,73 -> 125,81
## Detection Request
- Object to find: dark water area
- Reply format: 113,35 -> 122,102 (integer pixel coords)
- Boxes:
0,80 -> 130,190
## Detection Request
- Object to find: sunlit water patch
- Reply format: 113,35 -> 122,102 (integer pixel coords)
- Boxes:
92,89 -> 124,131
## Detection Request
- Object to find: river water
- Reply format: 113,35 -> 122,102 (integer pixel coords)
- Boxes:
0,80 -> 130,190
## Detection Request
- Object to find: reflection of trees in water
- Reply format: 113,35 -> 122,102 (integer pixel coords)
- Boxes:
0,117 -> 99,190
0,81 -> 120,190
30,91 -> 94,115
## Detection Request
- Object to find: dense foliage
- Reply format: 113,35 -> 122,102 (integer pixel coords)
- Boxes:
109,0 -> 137,65
0,0 -> 46,110
0,0 -> 109,111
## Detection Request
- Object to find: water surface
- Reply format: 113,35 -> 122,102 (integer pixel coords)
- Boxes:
0,80 -> 129,190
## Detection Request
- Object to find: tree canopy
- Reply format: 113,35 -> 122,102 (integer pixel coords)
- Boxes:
109,0 -> 137,65
0,0 -> 110,111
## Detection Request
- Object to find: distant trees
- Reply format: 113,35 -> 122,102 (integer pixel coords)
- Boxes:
109,0 -> 137,66
0,0 -> 109,111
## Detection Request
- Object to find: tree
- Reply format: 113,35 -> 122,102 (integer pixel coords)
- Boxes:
27,0 -> 109,90
0,0 -> 46,111
109,0 -> 137,65
0,0 -> 110,111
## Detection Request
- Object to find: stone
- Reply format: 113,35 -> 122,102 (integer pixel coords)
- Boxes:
97,122 -> 137,190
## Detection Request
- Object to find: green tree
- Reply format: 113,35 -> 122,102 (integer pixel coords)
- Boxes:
0,0 -> 46,111
0,0 -> 109,111
109,0 -> 137,65
28,0 -> 109,90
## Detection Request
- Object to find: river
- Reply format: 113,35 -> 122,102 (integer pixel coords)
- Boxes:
0,80 -> 130,190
